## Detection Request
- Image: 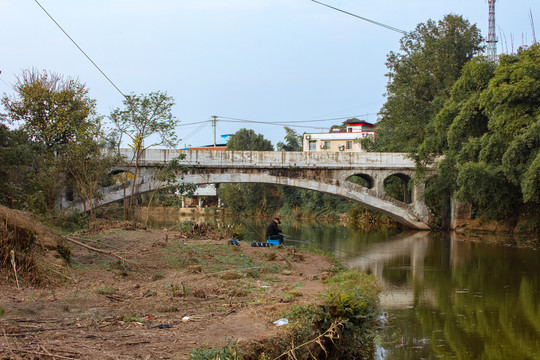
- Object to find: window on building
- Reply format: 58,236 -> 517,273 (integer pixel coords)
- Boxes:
308,140 -> 316,151
324,141 -> 330,150
346,141 -> 352,150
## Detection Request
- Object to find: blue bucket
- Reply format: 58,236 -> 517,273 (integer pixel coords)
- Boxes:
266,239 -> 280,247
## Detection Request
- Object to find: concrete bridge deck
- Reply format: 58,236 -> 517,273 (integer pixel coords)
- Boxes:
68,149 -> 434,230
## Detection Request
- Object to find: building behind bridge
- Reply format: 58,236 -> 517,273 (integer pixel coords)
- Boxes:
303,121 -> 375,152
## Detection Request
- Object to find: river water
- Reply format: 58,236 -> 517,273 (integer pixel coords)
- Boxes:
145,214 -> 540,359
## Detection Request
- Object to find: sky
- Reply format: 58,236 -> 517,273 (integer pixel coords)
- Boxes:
1,0 -> 538,148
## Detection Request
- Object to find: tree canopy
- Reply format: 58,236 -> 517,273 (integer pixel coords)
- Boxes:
277,127 -> 302,151
2,69 -> 99,152
421,44 -> 540,221
374,15 -> 484,153
226,128 -> 274,151
219,129 -> 277,215
1,69 -> 111,215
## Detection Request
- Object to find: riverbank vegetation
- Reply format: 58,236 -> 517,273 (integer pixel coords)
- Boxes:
0,211 -> 383,359
365,15 -> 539,235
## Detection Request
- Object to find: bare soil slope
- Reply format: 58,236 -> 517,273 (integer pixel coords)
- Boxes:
0,227 -> 334,359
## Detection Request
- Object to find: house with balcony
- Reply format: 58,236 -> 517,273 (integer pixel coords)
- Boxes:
303,121 -> 375,152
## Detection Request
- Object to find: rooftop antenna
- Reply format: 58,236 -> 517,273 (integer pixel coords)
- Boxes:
487,0 -> 498,61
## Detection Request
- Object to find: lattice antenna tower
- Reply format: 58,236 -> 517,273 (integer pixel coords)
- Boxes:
487,0 -> 498,61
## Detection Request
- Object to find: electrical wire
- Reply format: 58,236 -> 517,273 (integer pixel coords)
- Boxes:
34,0 -> 127,99
217,119 -> 329,131
176,120 -> 213,127
311,0 -> 408,35
218,113 -> 377,124
180,122 -> 209,144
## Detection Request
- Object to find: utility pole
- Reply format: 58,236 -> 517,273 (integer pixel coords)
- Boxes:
212,116 -> 218,147
487,0 -> 498,62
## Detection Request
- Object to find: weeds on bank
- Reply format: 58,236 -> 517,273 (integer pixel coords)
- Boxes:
189,269 -> 382,360
163,243 -> 278,277
190,338 -> 242,360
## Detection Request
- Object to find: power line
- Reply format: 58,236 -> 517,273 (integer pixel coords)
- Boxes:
34,0 -> 127,99
218,113 -> 377,124
311,0 -> 408,35
176,120 -> 213,127
218,119 -> 329,130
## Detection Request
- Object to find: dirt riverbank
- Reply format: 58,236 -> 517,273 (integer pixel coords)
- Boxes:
0,227 -> 336,359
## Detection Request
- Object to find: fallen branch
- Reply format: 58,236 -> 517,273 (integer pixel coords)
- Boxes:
64,236 -> 133,263
2,327 -> 15,356
10,250 -> 20,289
67,235 -> 123,251
38,263 -> 75,282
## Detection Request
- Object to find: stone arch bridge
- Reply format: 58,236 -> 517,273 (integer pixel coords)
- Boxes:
66,149 -> 434,230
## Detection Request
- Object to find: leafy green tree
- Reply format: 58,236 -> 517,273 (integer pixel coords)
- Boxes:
454,45 -> 540,218
277,127 -> 302,151
422,44 -> 540,222
226,128 -> 273,151
374,15 -> 484,153
0,125 -> 43,209
219,129 -> 279,214
60,133 -> 119,221
1,70 -> 104,214
110,91 -> 179,213
2,69 -> 98,152
141,155 -> 196,224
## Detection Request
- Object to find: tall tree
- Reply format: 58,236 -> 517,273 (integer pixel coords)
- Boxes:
2,69 -> 98,153
226,128 -> 273,151
374,15 -> 484,153
1,70 -> 104,213
110,91 -> 179,212
277,127 -> 302,151
422,44 -> 540,222
454,45 -> 540,218
219,129 -> 278,215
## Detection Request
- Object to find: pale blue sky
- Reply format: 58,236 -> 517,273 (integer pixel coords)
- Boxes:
1,0 -> 538,148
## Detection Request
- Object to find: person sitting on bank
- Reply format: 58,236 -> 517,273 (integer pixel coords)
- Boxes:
266,217 -> 284,244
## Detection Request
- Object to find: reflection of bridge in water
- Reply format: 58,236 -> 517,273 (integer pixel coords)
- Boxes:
66,149 -> 434,229
342,231 -> 436,308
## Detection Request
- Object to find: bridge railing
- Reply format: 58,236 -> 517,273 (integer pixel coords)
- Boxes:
118,149 -> 421,170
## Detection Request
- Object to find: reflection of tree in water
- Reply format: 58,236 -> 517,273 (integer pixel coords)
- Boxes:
408,244 -> 540,360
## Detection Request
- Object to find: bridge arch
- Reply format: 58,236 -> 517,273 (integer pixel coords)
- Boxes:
346,173 -> 375,189
63,149 -> 434,230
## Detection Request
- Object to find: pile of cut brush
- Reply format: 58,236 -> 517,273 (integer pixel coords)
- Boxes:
0,205 -> 71,285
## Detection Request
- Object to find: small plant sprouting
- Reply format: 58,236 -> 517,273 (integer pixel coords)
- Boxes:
165,281 -> 190,297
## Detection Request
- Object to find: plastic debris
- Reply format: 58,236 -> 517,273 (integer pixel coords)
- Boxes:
273,318 -> 288,326
182,316 -> 190,322
146,323 -> 173,329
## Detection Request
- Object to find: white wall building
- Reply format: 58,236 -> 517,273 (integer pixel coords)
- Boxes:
303,122 -> 375,152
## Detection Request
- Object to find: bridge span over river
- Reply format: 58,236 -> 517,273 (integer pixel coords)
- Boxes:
68,149 -> 434,230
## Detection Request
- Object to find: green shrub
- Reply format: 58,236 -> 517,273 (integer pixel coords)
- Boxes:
280,269 -> 381,359
190,338 -> 242,360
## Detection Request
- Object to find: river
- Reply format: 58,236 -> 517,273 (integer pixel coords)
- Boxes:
144,213 -> 540,359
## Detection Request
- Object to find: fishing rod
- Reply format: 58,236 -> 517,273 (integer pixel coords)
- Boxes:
283,236 -> 376,261
243,221 -> 375,261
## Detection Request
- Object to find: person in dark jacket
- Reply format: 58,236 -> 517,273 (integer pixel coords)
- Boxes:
266,217 -> 284,244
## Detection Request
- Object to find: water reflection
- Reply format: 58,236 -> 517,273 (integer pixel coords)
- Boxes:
357,232 -> 540,360
141,212 -> 540,359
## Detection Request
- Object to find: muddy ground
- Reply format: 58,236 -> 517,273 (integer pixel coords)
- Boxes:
0,229 -> 335,359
